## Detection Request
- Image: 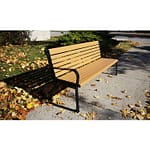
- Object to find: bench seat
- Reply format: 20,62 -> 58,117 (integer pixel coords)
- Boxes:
57,58 -> 118,86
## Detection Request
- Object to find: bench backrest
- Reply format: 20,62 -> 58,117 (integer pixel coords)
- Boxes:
46,41 -> 101,77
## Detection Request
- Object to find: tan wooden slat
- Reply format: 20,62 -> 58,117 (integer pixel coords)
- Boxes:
80,58 -> 118,78
52,47 -> 100,64
50,41 -> 99,55
54,56 -> 100,77
58,58 -> 118,86
53,51 -> 100,68
51,44 -> 100,59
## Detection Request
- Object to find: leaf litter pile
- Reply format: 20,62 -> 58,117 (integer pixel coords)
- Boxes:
120,89 -> 150,120
0,44 -> 55,120
0,82 -> 41,120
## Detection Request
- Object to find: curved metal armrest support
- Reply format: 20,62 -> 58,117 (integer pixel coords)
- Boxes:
53,67 -> 80,86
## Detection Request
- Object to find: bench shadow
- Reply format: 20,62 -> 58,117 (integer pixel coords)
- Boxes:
73,94 -> 123,120
3,65 -> 77,112
117,46 -> 150,74
135,46 -> 150,51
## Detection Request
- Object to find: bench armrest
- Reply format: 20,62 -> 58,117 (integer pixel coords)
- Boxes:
53,67 -> 80,86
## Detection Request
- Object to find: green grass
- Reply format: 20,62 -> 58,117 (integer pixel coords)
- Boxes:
0,44 -> 48,80
107,40 -> 140,58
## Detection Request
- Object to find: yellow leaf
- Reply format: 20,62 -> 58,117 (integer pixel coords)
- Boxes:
120,109 -> 130,118
136,114 -> 144,120
53,94 -> 60,100
12,112 -> 17,118
96,78 -> 103,82
0,82 -> 7,89
93,95 -> 100,99
26,102 -> 34,109
125,95 -> 131,98
146,113 -> 150,119
91,83 -> 96,86
128,104 -> 134,108
41,47 -> 45,51
107,74 -> 113,78
121,90 -> 127,94
111,103 -> 118,106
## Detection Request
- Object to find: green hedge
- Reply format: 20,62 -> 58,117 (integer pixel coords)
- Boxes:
0,31 -> 30,45
47,31 -> 118,56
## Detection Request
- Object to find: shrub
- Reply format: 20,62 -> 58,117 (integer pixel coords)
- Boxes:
0,31 -> 30,46
57,31 -> 100,46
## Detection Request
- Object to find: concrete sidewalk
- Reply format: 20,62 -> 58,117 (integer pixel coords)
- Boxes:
26,36 -> 150,120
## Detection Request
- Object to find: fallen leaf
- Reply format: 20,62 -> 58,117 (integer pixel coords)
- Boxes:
56,109 -> 66,115
121,90 -> 127,94
107,94 -> 113,98
146,113 -> 150,119
107,94 -> 122,100
11,112 -> 17,118
91,83 -> 96,86
107,74 -> 113,78
91,101 -> 103,108
144,91 -> 150,98
137,100 -> 142,104
80,112 -> 96,120
93,95 -> 100,99
128,104 -> 134,109
26,102 -> 34,109
111,103 -> 118,106
135,103 -> 142,107
136,114 -> 145,120
129,111 -> 136,118
139,109 -> 146,116
96,78 -> 103,82
52,94 -> 60,100
53,98 -> 65,105
125,95 -> 132,98
105,80 -> 109,84
0,82 -> 7,89
120,109 -> 130,118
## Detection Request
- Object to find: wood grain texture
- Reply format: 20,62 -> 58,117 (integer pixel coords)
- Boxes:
48,41 -> 118,86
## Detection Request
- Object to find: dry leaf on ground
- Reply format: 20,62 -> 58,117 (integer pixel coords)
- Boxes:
80,112 -> 96,120
107,94 -> 122,100
91,83 -> 96,87
93,95 -> 100,99
121,90 -> 127,94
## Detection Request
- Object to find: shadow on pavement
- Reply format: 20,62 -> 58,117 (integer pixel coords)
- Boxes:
118,46 -> 150,74
135,46 -> 150,51
3,65 -> 78,112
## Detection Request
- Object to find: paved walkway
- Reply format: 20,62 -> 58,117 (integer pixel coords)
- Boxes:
26,36 -> 150,120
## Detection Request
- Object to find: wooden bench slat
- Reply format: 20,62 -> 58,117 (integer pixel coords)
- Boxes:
54,56 -> 100,77
50,41 -> 99,55
51,45 -> 100,59
53,52 -> 100,69
58,58 -> 118,86
52,47 -> 100,65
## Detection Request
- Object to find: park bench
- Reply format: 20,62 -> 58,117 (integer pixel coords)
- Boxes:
44,41 -> 118,112
4,41 -> 118,113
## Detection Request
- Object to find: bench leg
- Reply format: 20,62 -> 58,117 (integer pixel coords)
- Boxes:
75,86 -> 79,113
115,63 -> 118,75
